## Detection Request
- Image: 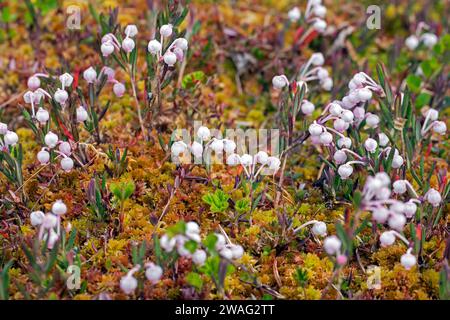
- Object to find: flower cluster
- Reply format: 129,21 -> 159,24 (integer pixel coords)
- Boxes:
147,24 -> 188,67
420,108 -> 447,136
305,72 -> 409,180
0,122 -> 19,149
160,221 -> 244,264
288,0 -> 327,33
101,24 -> 138,56
30,200 -> 68,249
37,131 -> 74,172
405,23 -> 438,50
171,126 -> 281,177
120,262 -> 163,295
272,52 -> 332,93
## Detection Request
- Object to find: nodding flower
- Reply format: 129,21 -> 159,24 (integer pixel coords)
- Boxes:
424,188 -> 442,207
401,248 -> 417,270
120,265 -> 140,295
287,7 -> 301,22
272,74 -> 289,89
323,235 -> 341,255
83,66 -> 97,83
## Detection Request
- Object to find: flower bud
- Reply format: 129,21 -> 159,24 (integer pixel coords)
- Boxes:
287,7 -> 301,22
313,5 -> 327,18
376,187 -> 391,200
392,180 -> 407,194
76,106 -> 89,122
213,234 -> 225,251
173,38 -> 188,51
272,75 -> 288,89
230,244 -> 244,259
366,114 -> 380,128
147,39 -> 162,54
240,154 -> 253,166
404,201 -> 417,218
42,213 -> 57,229
313,19 -> 327,33
333,150 -> 347,164
223,139 -> 236,154
310,53 -> 324,66
37,149 -> 50,164
210,139 -> 224,153
333,118 -> 348,132
388,213 -> 406,231
319,132 -> 333,145
391,155 -> 404,169
160,234 -> 176,252
432,121 -> 447,135
353,107 -> 365,120
125,24 -> 138,37
338,164 -> 353,179
320,77 -> 333,91
401,252 -> 416,270
426,108 -> 438,121
0,122 -> 7,135
197,126 -> 210,141
219,247 -> 233,260
405,35 -> 419,50
163,51 -> 177,66
27,75 -> 41,90
380,231 -> 396,247
311,221 -> 327,236
267,157 -> 281,171
52,200 -> 67,215
372,207 -> 389,223
101,41 -> 115,57
120,274 -> 137,295
145,263 -> 163,284
317,67 -> 329,80
30,211 -> 45,226
59,141 -> 72,156
421,33 -> 437,48
425,188 -> 442,207
36,107 -> 49,124
44,131 -> 58,148
341,110 -> 354,123
256,151 -> 269,164
337,137 -> 352,149
378,133 -> 389,147
59,73 -> 74,88
301,100 -> 315,115
226,153 -> 240,166
191,141 -> 203,158
192,249 -> 207,266
186,221 -> 200,235
375,172 -> 390,187
323,235 -> 341,255
113,82 -> 126,97
308,123 -> 323,136
121,37 -> 135,53
357,88 -> 372,101
4,131 -> 19,146
329,103 -> 342,116
160,24 -> 173,37
83,67 -> 97,83
171,141 -> 187,157
364,138 -> 378,153
54,89 -> 68,105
